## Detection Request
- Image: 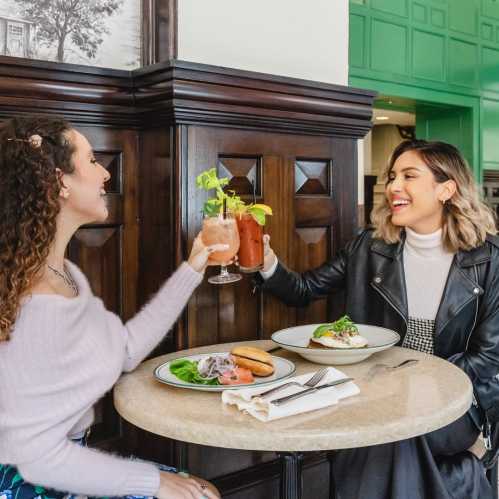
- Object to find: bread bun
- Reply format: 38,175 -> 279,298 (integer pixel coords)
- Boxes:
231,346 -> 274,377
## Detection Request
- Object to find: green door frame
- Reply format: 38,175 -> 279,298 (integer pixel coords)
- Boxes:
350,75 -> 482,182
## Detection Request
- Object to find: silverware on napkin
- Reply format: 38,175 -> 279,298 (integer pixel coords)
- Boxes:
270,377 -> 354,406
252,367 -> 329,400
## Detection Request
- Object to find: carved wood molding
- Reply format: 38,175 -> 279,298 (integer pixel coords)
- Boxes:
0,57 -> 375,136
142,0 -> 178,66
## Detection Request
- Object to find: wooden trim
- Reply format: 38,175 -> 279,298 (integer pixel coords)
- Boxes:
0,58 -> 375,136
158,0 -> 178,61
142,0 -> 177,65
142,0 -> 156,66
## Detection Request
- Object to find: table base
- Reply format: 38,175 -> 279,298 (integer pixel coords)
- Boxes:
279,452 -> 303,499
278,451 -> 338,499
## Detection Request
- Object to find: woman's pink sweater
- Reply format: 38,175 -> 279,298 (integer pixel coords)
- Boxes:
0,260 -> 203,497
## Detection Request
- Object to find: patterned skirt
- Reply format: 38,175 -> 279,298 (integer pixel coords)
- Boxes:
0,435 -> 177,499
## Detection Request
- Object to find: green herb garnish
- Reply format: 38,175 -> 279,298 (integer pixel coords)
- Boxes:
196,168 -> 245,216
312,315 -> 358,338
196,168 -> 272,225
169,358 -> 219,385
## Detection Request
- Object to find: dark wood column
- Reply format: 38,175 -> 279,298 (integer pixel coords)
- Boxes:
0,56 -> 375,497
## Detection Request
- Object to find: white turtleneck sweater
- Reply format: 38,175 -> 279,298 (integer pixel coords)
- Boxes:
403,227 -> 454,320
402,228 -> 455,353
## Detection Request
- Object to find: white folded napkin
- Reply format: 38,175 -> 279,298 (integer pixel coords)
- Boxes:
221,367 -> 359,422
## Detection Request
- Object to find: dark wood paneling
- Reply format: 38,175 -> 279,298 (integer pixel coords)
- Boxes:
183,126 -> 355,344
0,58 -> 375,135
66,126 -> 139,446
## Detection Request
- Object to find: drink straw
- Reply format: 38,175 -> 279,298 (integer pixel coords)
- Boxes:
252,179 -> 257,204
223,197 -> 227,219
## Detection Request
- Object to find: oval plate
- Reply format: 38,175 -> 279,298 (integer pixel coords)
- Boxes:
154,353 -> 296,392
271,324 -> 400,365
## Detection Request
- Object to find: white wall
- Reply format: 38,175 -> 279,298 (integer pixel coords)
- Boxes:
177,0 -> 349,86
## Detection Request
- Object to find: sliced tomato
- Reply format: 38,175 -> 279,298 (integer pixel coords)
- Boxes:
218,367 -> 254,385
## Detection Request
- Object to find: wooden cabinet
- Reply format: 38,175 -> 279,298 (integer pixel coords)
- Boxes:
184,126 -> 357,348
0,56 -> 374,497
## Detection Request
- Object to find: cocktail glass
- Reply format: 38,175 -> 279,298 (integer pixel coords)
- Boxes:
202,213 -> 242,284
236,213 -> 264,273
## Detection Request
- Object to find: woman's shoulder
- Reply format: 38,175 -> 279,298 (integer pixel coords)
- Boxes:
484,234 -> 499,264
486,234 -> 499,249
347,228 -> 380,251
20,260 -> 93,314
459,234 -> 499,267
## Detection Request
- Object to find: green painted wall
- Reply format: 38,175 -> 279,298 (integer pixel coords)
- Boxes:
349,0 -> 499,179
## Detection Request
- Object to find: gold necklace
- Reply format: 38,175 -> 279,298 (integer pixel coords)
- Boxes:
47,264 -> 78,296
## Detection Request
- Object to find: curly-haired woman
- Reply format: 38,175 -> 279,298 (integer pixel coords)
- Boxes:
0,116 -> 222,499
260,140 -> 498,499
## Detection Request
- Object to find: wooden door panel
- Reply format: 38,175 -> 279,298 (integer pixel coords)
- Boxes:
292,156 -> 337,325
184,127 -> 352,345
67,126 -> 139,446
293,227 -> 330,326
70,227 -> 122,314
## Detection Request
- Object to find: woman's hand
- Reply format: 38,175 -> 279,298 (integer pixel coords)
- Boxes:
156,470 -> 221,499
187,233 -> 229,273
263,234 -> 277,272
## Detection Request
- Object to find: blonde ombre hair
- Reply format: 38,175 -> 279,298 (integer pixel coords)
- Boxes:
371,140 -> 497,252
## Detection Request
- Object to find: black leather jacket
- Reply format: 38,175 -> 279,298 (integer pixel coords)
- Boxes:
262,229 -> 499,450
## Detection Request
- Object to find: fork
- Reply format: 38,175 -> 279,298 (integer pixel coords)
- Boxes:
365,359 -> 419,380
252,367 -> 329,400
271,377 -> 354,406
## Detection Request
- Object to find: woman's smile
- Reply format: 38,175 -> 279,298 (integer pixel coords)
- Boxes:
390,197 -> 411,213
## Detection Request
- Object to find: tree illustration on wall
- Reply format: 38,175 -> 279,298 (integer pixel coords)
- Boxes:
15,0 -> 123,62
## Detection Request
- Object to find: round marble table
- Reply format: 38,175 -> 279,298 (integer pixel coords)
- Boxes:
114,340 -> 472,499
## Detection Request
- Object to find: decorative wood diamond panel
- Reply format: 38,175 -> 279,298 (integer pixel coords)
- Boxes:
295,160 -> 330,195
95,151 -> 122,193
295,227 -> 328,245
218,156 -> 261,197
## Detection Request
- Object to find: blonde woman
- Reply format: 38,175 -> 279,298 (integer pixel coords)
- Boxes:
0,116 -> 221,499
260,140 -> 498,499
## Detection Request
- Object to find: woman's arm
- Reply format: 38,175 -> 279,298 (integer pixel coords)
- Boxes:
447,264 -> 499,442
122,262 -> 202,372
260,230 -> 371,307
121,235 -> 228,372
17,439 -> 160,497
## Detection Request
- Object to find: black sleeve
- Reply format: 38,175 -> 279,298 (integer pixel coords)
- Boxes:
259,230 -> 371,307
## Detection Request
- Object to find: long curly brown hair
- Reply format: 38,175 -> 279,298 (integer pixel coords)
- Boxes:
0,116 -> 76,341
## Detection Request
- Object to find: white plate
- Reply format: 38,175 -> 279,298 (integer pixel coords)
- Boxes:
271,324 -> 400,365
154,353 -> 296,392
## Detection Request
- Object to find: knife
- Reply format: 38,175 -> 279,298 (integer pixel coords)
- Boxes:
270,377 -> 353,406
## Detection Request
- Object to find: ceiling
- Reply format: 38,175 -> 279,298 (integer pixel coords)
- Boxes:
372,108 -> 415,126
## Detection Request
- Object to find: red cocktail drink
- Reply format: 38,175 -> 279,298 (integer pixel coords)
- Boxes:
236,214 -> 264,273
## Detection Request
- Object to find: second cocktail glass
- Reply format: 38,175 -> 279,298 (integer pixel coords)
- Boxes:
236,213 -> 264,273
202,212 -> 242,284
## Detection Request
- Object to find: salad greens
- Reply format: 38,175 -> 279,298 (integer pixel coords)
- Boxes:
312,315 -> 359,338
169,359 -> 219,385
